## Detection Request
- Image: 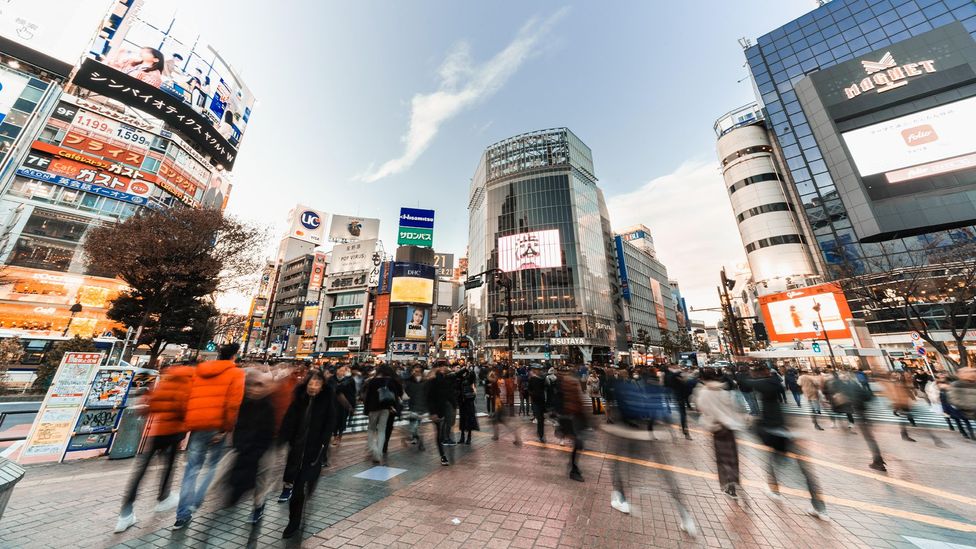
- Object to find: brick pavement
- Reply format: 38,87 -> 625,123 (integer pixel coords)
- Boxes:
1,410 -> 974,548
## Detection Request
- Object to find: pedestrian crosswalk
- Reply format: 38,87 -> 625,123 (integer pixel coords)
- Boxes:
777,396 -> 949,428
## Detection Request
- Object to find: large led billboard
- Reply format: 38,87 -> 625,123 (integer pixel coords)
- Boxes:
497,229 -> 562,272
758,283 -> 853,343
842,96 -> 976,185
390,262 -> 435,305
73,6 -> 255,168
329,215 -> 380,242
0,0 -> 113,77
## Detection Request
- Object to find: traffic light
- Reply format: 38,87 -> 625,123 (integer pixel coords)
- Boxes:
812,342 -> 822,353
753,322 -> 769,342
523,321 -> 535,340
489,319 -> 500,339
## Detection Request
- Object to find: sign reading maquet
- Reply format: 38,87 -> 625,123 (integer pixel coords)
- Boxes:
398,207 -> 435,247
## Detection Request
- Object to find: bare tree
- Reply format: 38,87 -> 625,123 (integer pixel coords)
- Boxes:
835,238 -> 976,370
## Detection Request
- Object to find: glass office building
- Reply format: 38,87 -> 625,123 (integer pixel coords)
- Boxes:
467,128 -> 626,363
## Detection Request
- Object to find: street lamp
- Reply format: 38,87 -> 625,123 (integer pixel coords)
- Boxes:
62,302 -> 82,337
811,301 -> 838,370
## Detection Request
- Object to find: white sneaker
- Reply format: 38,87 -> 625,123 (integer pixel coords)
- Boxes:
114,513 -> 136,533
805,504 -> 829,521
679,512 -> 698,537
610,491 -> 631,514
154,493 -> 179,513
763,487 -> 785,503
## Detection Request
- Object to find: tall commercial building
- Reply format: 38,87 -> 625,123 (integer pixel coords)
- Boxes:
729,0 -> 976,365
614,227 -> 678,357
714,104 -> 822,293
466,128 -> 625,364
0,1 -> 253,362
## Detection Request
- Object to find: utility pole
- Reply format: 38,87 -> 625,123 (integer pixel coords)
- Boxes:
812,301 -> 838,369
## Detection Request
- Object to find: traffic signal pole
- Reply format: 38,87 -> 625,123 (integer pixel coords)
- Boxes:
813,302 -> 838,370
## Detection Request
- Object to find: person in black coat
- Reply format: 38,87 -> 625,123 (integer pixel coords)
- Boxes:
528,366 -> 548,442
333,365 -> 357,446
456,366 -> 480,444
427,363 -> 454,465
226,369 -> 276,513
278,370 -> 335,539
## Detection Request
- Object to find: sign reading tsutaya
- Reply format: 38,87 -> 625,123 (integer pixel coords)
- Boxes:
19,352 -> 104,464
844,51 -> 936,99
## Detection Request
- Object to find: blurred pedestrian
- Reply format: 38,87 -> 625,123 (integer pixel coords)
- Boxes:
693,367 -> 746,500
665,364 -> 693,439
457,365 -> 480,445
403,365 -> 428,450
785,367 -> 802,407
223,367 -> 277,523
735,365 -> 759,416
528,365 -> 548,442
427,364 -> 454,465
278,370 -> 335,539
363,364 -> 401,463
949,367 -> 976,422
517,363 -> 530,416
557,369 -> 587,482
586,370 -> 602,414
938,374 -> 973,439
173,344 -> 245,530
883,372 -> 920,442
485,369 -> 499,415
491,365 -> 523,446
798,369 -> 825,430
333,365 -> 356,446
114,361 -> 193,533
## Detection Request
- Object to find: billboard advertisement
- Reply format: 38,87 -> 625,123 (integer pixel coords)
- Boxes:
370,294 -> 390,352
650,278 -> 667,329
842,96 -> 976,184
287,204 -> 326,245
497,229 -> 562,272
390,262 -> 435,305
404,305 -> 429,341
329,214 -> 380,242
0,68 -> 29,126
309,252 -> 327,290
397,207 -> 435,248
73,6 -> 256,168
0,0 -> 113,76
326,239 -> 377,275
758,283 -> 853,343
433,253 -> 454,278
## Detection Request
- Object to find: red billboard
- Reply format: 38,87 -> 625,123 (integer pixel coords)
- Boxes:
759,283 -> 854,343
61,132 -> 146,166
370,294 -> 391,352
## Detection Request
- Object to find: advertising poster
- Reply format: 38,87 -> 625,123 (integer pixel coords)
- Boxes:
287,204 -> 327,244
0,0 -> 114,75
397,207 -> 435,248
371,294 -> 391,352
498,229 -> 563,272
650,279 -> 668,330
19,352 -> 103,463
759,283 -> 853,343
390,263 -> 436,304
327,239 -> 377,275
85,368 -> 134,409
404,306 -> 429,341
329,214 -> 380,242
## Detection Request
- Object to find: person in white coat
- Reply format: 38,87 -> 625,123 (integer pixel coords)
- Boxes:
693,367 -> 748,499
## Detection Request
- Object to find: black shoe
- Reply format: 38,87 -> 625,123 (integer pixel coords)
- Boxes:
277,487 -> 292,502
250,504 -> 265,524
902,434 -> 917,442
869,460 -> 887,472
814,424 -> 825,431
282,520 -> 301,539
418,442 -> 426,451
569,469 -> 584,482
444,439 -> 457,446
171,517 -> 191,531
440,456 -> 449,466
684,433 -> 692,440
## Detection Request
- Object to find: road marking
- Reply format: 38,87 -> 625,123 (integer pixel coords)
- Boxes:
667,424 -> 976,508
524,440 -> 976,533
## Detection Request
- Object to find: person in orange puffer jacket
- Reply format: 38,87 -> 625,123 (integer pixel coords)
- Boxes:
114,360 -> 194,533
172,343 -> 245,530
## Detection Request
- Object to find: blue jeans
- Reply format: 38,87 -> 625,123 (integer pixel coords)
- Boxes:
176,430 -> 226,521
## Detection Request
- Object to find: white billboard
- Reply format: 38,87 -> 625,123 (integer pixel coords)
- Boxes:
327,239 -> 377,275
0,67 -> 29,126
842,96 -> 976,183
497,229 -> 562,272
328,214 -> 380,241
287,204 -> 327,245
0,0 -> 112,67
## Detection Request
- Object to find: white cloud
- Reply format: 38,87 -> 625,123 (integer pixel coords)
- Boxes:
357,8 -> 568,183
607,159 -> 747,325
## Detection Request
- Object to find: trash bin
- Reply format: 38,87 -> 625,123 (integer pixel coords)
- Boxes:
108,406 -> 148,460
0,457 -> 25,521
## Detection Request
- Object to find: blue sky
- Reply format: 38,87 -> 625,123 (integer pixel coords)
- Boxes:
169,0 -> 815,317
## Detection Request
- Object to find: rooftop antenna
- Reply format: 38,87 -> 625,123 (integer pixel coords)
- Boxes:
738,37 -> 752,50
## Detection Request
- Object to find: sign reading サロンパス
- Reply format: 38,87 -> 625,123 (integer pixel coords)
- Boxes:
19,352 -> 104,464
397,207 -> 435,248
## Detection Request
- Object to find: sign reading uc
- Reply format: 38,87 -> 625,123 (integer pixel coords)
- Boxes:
399,207 -> 435,229
300,211 -> 321,230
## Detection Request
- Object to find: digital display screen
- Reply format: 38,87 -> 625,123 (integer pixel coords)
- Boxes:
758,283 -> 853,343
842,96 -> 976,184
497,229 -> 562,272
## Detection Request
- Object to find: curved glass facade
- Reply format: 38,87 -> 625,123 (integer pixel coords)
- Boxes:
467,128 -> 622,359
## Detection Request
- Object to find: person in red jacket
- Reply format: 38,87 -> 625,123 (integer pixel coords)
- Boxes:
114,361 -> 193,533
172,343 -> 245,530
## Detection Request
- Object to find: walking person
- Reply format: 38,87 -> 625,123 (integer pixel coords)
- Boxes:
835,371 -> 888,472
747,365 -> 827,519
333,366 -> 356,447
278,370 -> 336,538
457,365 -> 480,445
949,367 -> 976,434
485,369 -> 499,415
884,372 -> 920,442
173,344 -> 245,530
586,370 -> 602,414
427,364 -> 454,465
503,368 -> 517,417
403,365 -> 428,450
785,367 -> 802,407
735,365 -> 759,416
222,367 -> 277,524
114,361 -> 193,533
528,365 -> 548,443
491,365 -> 523,446
693,367 -> 746,499
939,374 -> 974,439
363,364 -> 401,464
517,364 -> 530,416
798,369 -> 825,430
665,364 -> 693,439
557,368 -> 587,482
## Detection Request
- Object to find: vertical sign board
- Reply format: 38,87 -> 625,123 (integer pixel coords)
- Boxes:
397,207 -> 435,248
18,352 -> 104,464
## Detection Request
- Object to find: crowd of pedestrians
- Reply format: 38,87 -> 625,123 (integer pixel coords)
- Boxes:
113,344 -> 976,541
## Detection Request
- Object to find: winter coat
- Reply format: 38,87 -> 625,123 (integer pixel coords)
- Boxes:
228,394 -> 276,504
882,379 -> 914,412
586,375 -> 601,398
146,365 -> 193,436
784,370 -> 800,392
949,380 -> 976,419
404,376 -> 429,413
426,372 -> 454,417
693,381 -> 746,432
528,375 -> 547,406
279,382 -> 336,481
363,376 -> 403,414
797,374 -> 821,400
747,376 -> 786,429
184,359 -> 245,433
336,376 -> 357,409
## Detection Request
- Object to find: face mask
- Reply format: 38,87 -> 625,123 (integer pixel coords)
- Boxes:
632,374 -> 639,379
414,375 -> 422,382
344,372 -> 351,378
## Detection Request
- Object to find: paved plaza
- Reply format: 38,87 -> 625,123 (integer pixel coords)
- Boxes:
1,410 -> 974,549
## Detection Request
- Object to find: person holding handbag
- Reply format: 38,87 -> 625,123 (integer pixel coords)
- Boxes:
363,364 -> 401,464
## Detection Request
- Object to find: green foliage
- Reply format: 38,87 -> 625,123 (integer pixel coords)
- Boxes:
31,336 -> 98,391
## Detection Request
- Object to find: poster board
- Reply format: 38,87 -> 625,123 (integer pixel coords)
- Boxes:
18,352 -> 104,464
